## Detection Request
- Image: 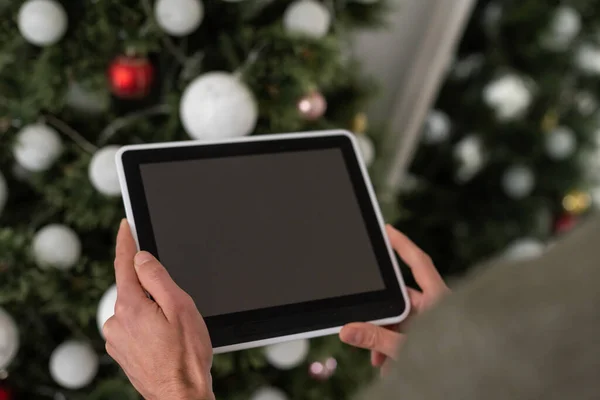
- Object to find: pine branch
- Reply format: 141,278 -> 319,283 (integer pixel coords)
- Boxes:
98,104 -> 171,144
140,0 -> 188,65
43,114 -> 98,154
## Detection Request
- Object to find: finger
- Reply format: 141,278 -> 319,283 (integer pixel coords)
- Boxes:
386,225 -> 446,294
371,322 -> 401,366
134,251 -> 190,317
115,220 -> 146,301
406,287 -> 424,314
340,323 -> 404,359
371,350 -> 387,367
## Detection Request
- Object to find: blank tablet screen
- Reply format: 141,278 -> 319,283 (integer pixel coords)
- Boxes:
139,148 -> 386,317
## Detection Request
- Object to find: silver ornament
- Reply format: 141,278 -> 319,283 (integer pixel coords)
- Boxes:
13,123 -> 63,172
283,0 -> 331,39
180,72 -> 258,140
89,146 -> 122,197
502,165 -> 535,199
454,135 -> 485,182
541,6 -> 581,51
264,339 -> 309,370
33,224 -> 81,270
155,0 -> 204,37
422,110 -> 451,144
483,75 -> 533,121
545,127 -> 577,160
18,0 -> 68,46
0,307 -> 19,370
49,340 -> 98,389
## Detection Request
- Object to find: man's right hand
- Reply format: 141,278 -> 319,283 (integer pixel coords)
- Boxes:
339,225 -> 449,374
103,220 -> 215,400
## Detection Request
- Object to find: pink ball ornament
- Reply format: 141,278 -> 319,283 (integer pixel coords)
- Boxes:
298,92 -> 327,120
308,357 -> 337,380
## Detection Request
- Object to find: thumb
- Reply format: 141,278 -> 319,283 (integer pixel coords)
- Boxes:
134,251 -> 187,313
340,323 -> 404,359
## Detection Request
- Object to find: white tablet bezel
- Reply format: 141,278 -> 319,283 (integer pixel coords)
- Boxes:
115,130 -> 410,354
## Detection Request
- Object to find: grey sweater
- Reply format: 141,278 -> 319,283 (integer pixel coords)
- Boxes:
361,214 -> 600,400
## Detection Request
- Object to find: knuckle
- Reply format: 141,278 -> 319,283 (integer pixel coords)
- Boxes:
114,301 -> 129,316
180,292 -> 196,308
421,252 -> 434,266
365,327 -> 379,349
102,317 -> 116,340
171,291 -> 195,311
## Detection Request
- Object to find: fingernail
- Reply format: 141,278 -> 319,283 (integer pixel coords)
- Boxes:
343,328 -> 363,345
120,219 -> 127,229
134,251 -> 154,266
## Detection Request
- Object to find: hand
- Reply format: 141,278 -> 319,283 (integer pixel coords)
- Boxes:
103,220 -> 215,400
339,225 -> 449,375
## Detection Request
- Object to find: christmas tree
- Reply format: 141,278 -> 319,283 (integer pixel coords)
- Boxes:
395,0 -> 600,280
0,1 -> 389,398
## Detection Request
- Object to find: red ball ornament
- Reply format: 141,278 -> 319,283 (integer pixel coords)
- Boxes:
554,213 -> 578,235
0,385 -> 12,400
298,91 -> 327,121
108,55 -> 155,99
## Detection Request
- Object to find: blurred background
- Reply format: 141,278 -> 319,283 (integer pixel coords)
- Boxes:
1,0 -> 599,399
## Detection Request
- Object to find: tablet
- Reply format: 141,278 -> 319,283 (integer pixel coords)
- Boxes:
116,130 -> 410,353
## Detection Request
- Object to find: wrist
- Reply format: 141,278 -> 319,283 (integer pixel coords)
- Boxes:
188,373 -> 215,400
182,380 -> 215,400
156,378 -> 214,400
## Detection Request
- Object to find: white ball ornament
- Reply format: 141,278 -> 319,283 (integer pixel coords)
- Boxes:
454,135 -> 485,183
574,91 -> 598,116
96,284 -> 117,337
18,0 -> 68,46
89,146 -> 122,197
356,135 -> 375,167
0,170 -> 7,217
283,0 -> 331,39
502,165 -> 535,199
250,387 -> 288,400
33,224 -> 81,270
49,340 -> 98,389
0,307 -> 19,370
504,238 -> 545,262
541,6 -> 581,51
545,127 -> 577,160
484,75 -> 533,121
422,110 -> 451,144
575,44 -> 600,75
264,339 -> 309,370
13,123 -> 63,172
155,0 -> 204,37
180,72 -> 258,140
